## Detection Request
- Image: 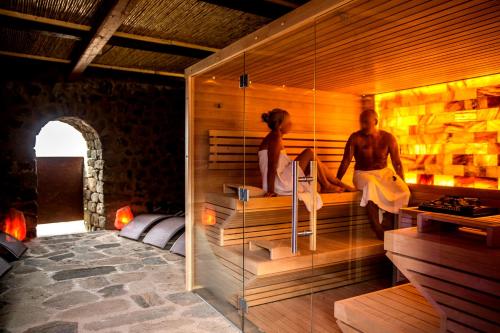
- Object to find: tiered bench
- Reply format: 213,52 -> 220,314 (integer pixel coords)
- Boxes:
335,283 -> 440,333
204,191 -> 369,246
385,226 -> 500,333
202,191 -> 387,307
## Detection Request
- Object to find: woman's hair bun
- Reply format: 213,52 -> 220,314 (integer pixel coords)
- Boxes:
261,112 -> 269,123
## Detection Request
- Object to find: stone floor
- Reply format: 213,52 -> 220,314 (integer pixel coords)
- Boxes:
0,231 -> 239,333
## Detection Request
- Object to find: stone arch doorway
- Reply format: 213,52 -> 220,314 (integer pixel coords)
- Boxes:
35,117 -> 105,231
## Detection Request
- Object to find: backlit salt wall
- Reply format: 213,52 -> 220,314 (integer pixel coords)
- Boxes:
376,74 -> 500,189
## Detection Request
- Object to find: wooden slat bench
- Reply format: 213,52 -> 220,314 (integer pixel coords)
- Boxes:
334,283 -> 441,333
417,212 -> 500,247
200,189 -> 389,307
385,227 -> 500,333
204,191 -> 369,246
208,129 -> 350,170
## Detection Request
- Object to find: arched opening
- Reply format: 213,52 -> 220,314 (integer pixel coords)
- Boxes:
34,117 -> 104,236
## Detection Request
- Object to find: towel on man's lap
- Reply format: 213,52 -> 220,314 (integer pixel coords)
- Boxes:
353,167 -> 410,215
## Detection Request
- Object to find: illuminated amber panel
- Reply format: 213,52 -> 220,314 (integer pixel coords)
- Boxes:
377,74 -> 500,189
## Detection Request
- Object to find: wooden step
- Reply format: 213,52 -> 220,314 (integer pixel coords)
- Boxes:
249,239 -> 297,260
334,283 -> 441,333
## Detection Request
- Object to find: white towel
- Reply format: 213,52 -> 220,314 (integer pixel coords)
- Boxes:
353,168 -> 410,214
258,149 -> 323,212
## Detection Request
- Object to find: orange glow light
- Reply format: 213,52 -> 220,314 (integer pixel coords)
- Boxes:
114,206 -> 134,230
434,175 -> 455,187
3,208 -> 27,241
203,209 -> 216,226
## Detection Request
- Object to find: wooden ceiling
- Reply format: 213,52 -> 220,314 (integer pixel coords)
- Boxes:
202,0 -> 500,95
0,0 -> 307,78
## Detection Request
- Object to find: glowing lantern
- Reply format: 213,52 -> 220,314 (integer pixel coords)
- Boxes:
203,209 -> 216,226
3,208 -> 27,241
114,206 -> 134,230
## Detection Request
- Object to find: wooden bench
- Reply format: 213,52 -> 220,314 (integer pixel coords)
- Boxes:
385,227 -> 500,333
204,191 -> 369,246
417,212 -> 500,247
334,283 -> 441,333
200,190 -> 389,308
208,129 -> 349,170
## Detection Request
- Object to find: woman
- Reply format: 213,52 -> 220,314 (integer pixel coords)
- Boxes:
258,108 -> 356,197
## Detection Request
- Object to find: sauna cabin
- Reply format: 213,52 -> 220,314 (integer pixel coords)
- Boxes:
185,1 -> 500,332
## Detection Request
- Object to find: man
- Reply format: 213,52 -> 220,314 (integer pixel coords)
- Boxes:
336,109 -> 410,240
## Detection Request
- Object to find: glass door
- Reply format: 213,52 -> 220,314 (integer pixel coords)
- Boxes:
242,22 -> 318,332
191,54 -> 247,330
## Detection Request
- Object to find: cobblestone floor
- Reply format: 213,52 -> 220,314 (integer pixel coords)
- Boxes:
0,231 -> 238,333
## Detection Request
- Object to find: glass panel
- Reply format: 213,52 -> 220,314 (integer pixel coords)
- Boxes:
242,22 -> 317,332
191,54 -> 246,330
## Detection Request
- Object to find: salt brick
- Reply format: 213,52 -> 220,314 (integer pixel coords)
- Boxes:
475,154 -> 497,167
485,166 -> 499,178
444,165 -> 465,176
465,143 -> 488,154
444,144 -> 465,154
487,119 -> 500,131
468,121 -> 487,132
454,88 -> 477,101
426,103 -> 444,115
476,108 -> 498,121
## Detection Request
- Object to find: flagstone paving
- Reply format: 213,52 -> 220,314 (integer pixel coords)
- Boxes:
0,231 -> 238,333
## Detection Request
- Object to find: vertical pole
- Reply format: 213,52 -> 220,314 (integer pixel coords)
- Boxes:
292,161 -> 299,254
310,161 -> 317,251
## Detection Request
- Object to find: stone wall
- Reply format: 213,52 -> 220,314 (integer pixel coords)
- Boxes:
0,61 -> 185,236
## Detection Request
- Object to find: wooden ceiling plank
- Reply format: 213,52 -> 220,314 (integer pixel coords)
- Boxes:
314,52 -> 500,91
315,35 -> 500,80
317,17 -> 500,77
244,0 -> 492,80
70,0 -> 136,79
242,1 -> 498,85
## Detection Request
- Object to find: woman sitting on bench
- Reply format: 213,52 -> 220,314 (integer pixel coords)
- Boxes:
259,108 -> 356,198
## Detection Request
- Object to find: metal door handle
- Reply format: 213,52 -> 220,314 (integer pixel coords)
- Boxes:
309,161 -> 317,251
292,161 -> 299,254
291,160 -> 318,254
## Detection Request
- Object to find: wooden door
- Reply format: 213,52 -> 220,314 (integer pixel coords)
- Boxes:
37,157 -> 84,224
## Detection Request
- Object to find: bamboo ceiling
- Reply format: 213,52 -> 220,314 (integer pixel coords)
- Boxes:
119,0 -> 271,49
200,0 -> 500,95
94,46 -> 199,72
0,27 -> 76,59
0,0 -> 105,25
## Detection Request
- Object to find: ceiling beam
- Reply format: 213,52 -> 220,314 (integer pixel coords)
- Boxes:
0,50 -> 185,78
0,8 -> 219,58
199,0 -> 294,19
70,0 -> 135,79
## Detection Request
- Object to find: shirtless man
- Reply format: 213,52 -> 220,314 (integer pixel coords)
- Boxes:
336,109 -> 410,240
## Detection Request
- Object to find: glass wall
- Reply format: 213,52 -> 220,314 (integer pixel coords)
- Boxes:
189,1 -> 500,332
191,54 -> 246,329
243,21 -> 317,332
